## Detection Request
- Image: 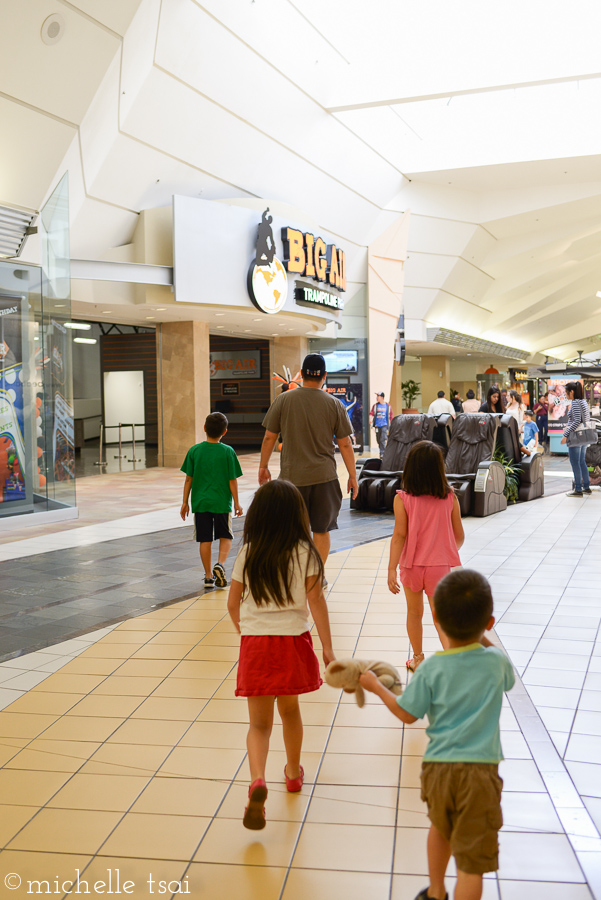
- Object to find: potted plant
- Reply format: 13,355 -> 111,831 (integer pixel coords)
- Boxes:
493,449 -> 520,503
401,379 -> 420,413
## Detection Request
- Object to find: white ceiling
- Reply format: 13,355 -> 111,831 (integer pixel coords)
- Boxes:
2,0 -> 601,362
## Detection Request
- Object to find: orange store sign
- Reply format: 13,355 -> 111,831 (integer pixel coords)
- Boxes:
281,227 -> 346,292
209,351 -> 261,380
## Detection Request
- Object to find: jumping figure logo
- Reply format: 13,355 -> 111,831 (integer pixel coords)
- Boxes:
247,209 -> 288,315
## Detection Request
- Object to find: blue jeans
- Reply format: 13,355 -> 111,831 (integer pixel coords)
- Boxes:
568,443 -> 590,491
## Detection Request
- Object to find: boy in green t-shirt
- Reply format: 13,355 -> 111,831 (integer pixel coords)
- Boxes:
360,569 -> 515,900
180,412 -> 243,590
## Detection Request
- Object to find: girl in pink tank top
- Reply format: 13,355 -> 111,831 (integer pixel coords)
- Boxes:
388,441 -> 464,672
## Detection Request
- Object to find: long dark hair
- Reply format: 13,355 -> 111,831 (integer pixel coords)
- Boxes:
402,440 -> 452,499
486,385 -> 505,413
242,480 -> 324,607
565,381 -> 584,400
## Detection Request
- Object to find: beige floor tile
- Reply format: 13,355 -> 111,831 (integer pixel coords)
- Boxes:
4,739 -> 100,773
399,755 -> 423,789
81,643 -> 144,659
318,752 -> 400,787
234,750 -> 324,788
195,699 -> 250,724
395,787 -> 429,828
0,712 -> 57,739
391,874 -> 499,900
100,811 -> 211,860
92,676 -> 164,696
283,868 -> 391,900
307,784 -> 398,827
151,677 -> 222,699
33,674 -> 107,693
7,808 -> 122,854
5,692 -> 82,716
0,769 -> 71,805
106,718 -> 189,746
0,850 -> 91,891
197,631 -> 241,646
194,816 -> 301,866
130,696 -> 206,721
158,745 -> 246,779
0,804 -> 37,845
114,659 -> 179,677
47,773 -> 150,812
325,726 -> 403,756
83,743 -> 171,777
292,821 -> 395,872
101,629 -> 160,643
170,660 -> 235,679
42,715 -> 124,743
498,881 -> 593,899
59,657 -> 124,676
334,702 -> 399,728
498,832 -> 585,882
81,857 -> 189,899
187,645 -> 240,662
132,645 -> 197,660
393,825 -> 457,876
178,721 -> 249,749
269,724 -> 331,754
187,862 -> 286,900
131,775 -> 227,817
67,694 -> 142,719
501,791 -> 563,832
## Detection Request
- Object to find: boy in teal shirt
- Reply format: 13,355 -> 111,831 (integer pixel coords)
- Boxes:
361,569 -> 515,900
181,412 -> 243,589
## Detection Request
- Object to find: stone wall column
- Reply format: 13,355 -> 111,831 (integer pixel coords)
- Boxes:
420,356 -> 451,409
271,336 -> 308,402
156,321 -> 210,468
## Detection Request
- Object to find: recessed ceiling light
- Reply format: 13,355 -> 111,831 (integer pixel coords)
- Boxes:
215,313 -> 225,317
54,303 -> 66,308
216,325 -> 224,329
73,337 -> 97,344
65,322 -> 91,330
597,291 -> 601,299
145,316 -> 155,320
243,329 -> 252,332
253,318 -> 262,322
101,310 -> 112,314
155,308 -> 166,311
271,333 -> 279,336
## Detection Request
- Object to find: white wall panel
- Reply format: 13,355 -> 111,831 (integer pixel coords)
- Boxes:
67,0 -> 142,36
155,0 -> 400,207
0,0 -> 120,124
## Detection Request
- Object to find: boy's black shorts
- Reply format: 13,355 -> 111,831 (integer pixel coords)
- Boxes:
193,512 -> 234,543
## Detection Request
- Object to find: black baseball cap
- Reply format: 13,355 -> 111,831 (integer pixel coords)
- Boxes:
302,353 -> 326,378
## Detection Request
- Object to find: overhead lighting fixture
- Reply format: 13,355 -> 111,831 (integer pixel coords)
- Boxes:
243,329 -> 252,332
155,308 -> 166,311
73,337 -> 97,345
145,316 -> 155,320
253,318 -> 262,322
215,313 -> 225,317
0,203 -> 37,258
101,310 -> 112,314
597,291 -> 601,299
271,333 -> 279,336
64,322 -> 91,330
54,303 -> 66,308
425,327 -> 529,361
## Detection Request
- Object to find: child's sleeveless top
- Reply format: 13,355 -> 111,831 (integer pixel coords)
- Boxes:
398,491 -> 461,568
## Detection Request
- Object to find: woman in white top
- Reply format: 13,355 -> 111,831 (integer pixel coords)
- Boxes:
227,480 -> 334,830
505,390 -> 525,432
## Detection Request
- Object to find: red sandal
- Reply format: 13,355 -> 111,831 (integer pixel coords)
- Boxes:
243,778 -> 268,830
284,764 -> 304,793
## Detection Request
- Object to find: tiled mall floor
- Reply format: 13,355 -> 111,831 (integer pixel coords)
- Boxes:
1,484 -> 601,898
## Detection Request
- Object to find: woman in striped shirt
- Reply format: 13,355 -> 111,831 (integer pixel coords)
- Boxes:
561,382 -> 592,497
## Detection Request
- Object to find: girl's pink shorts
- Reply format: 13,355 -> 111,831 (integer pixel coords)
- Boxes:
399,565 -> 451,597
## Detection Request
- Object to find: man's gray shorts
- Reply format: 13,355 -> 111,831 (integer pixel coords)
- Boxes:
297,479 -> 343,533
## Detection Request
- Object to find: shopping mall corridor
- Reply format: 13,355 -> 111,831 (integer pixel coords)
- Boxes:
0,459 -> 600,898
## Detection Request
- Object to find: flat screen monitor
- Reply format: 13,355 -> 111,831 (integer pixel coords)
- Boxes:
323,350 -> 358,374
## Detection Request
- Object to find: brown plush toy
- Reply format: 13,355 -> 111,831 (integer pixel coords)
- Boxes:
325,658 -> 403,708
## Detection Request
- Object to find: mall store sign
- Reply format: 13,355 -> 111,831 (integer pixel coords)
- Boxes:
173,197 -> 346,326
209,351 -> 261,380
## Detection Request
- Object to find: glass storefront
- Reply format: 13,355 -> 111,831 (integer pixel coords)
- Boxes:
0,176 -> 75,523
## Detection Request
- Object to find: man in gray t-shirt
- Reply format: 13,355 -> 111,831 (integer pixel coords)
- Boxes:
260,354 -> 358,565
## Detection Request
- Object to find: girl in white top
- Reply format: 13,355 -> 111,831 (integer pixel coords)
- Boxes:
505,390 -> 525,432
227,480 -> 334,831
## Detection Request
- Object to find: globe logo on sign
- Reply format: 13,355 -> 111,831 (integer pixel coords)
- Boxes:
247,209 -> 288,315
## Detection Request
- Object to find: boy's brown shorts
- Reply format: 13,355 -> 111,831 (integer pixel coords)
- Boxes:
421,762 -> 503,875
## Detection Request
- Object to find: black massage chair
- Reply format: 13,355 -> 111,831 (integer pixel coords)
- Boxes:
351,414 -> 435,511
444,413 -> 507,516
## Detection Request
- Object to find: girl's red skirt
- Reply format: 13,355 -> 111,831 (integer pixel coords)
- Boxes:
235,631 -> 322,697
